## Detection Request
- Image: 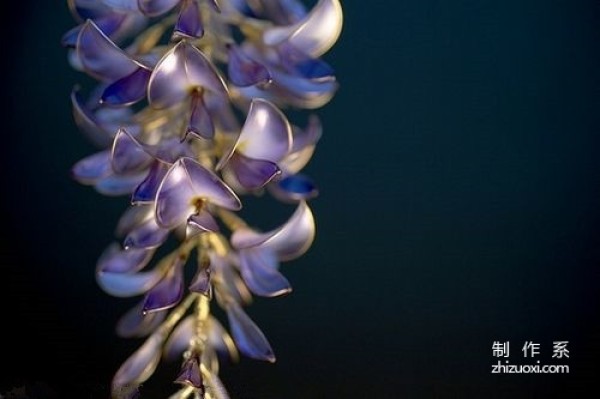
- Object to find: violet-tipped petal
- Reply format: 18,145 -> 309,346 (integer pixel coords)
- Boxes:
116,301 -> 168,338
72,150 -> 111,184
98,243 -> 154,273
238,249 -> 291,297
227,44 -> 271,87
97,266 -> 163,297
174,0 -> 204,39
155,158 -> 241,230
132,162 -> 169,204
189,265 -> 211,294
95,172 -> 147,196
187,94 -> 214,140
77,20 -> 142,81
227,303 -> 275,362
142,259 -> 184,312
111,128 -> 154,174
148,41 -> 227,109
102,67 -> 152,106
231,201 -> 315,261
174,356 -> 203,388
138,0 -> 180,16
124,217 -> 169,249
230,153 -> 281,190
269,174 -> 318,202
112,331 -> 164,391
263,0 -> 343,58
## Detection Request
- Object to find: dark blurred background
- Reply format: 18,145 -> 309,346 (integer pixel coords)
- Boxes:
2,0 -> 600,398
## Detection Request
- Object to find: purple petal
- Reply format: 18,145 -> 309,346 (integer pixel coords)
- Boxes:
68,0 -> 111,21
189,265 -> 211,294
211,252 -> 252,305
116,301 -> 168,338
124,217 -> 169,249
95,172 -> 147,196
175,356 -> 203,388
116,205 -> 154,236
62,14 -> 127,47
77,20 -> 142,81
278,43 -> 335,81
239,249 -> 291,297
207,316 -> 238,360
155,158 -> 241,229
102,0 -> 140,12
271,69 -> 338,109
98,243 -> 154,273
218,99 -> 291,169
227,303 -> 275,362
291,114 -> 321,152
174,0 -> 204,39
96,267 -> 163,297
112,332 -> 164,391
230,153 -> 281,190
205,93 -> 240,134
102,67 -> 152,106
227,44 -> 271,87
71,89 -> 114,147
187,94 -> 214,140
148,41 -> 227,109
138,0 -> 180,16
72,150 -> 111,184
132,161 -> 169,204
142,259 -> 184,312
268,174 -> 318,202
111,128 -> 154,174
231,201 -> 315,261
163,315 -> 193,361
152,138 -> 195,164
188,210 -> 219,233
262,0 -> 343,58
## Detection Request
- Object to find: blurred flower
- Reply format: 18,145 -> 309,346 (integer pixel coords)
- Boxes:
64,0 -> 342,397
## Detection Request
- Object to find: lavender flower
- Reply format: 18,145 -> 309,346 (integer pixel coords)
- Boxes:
64,0 -> 342,397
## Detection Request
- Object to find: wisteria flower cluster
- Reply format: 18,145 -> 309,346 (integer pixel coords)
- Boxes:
63,0 -> 342,398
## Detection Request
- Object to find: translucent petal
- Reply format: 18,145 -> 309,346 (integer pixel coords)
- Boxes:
227,44 -> 271,87
148,41 -> 227,109
95,172 -> 147,196
271,69 -> 338,109
143,259 -> 184,313
111,128 -> 154,175
124,217 -> 169,249
188,210 -> 219,233
239,249 -> 291,297
138,0 -> 180,16
291,114 -> 321,152
71,89 -> 114,148
112,331 -> 164,391
262,0 -> 343,58
207,316 -> 239,360
116,301 -> 167,338
174,0 -> 204,39
116,205 -> 154,237
231,201 -> 314,260
189,265 -> 211,294
187,94 -> 214,140
97,266 -> 163,297
102,67 -> 152,106
218,99 -> 291,168
102,0 -> 140,12
97,243 -> 154,273
77,20 -> 142,81
175,356 -> 203,388
163,315 -> 193,361
155,158 -> 241,229
72,151 -> 111,184
132,162 -> 169,204
68,0 -> 111,21
278,43 -> 335,81
268,174 -> 318,202
227,303 -> 275,362
62,14 -> 127,47
230,153 -> 281,190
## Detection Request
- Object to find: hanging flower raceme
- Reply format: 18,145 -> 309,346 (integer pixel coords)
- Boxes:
64,0 -> 342,397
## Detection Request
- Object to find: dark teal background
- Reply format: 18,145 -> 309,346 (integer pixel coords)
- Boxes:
2,0 -> 600,398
